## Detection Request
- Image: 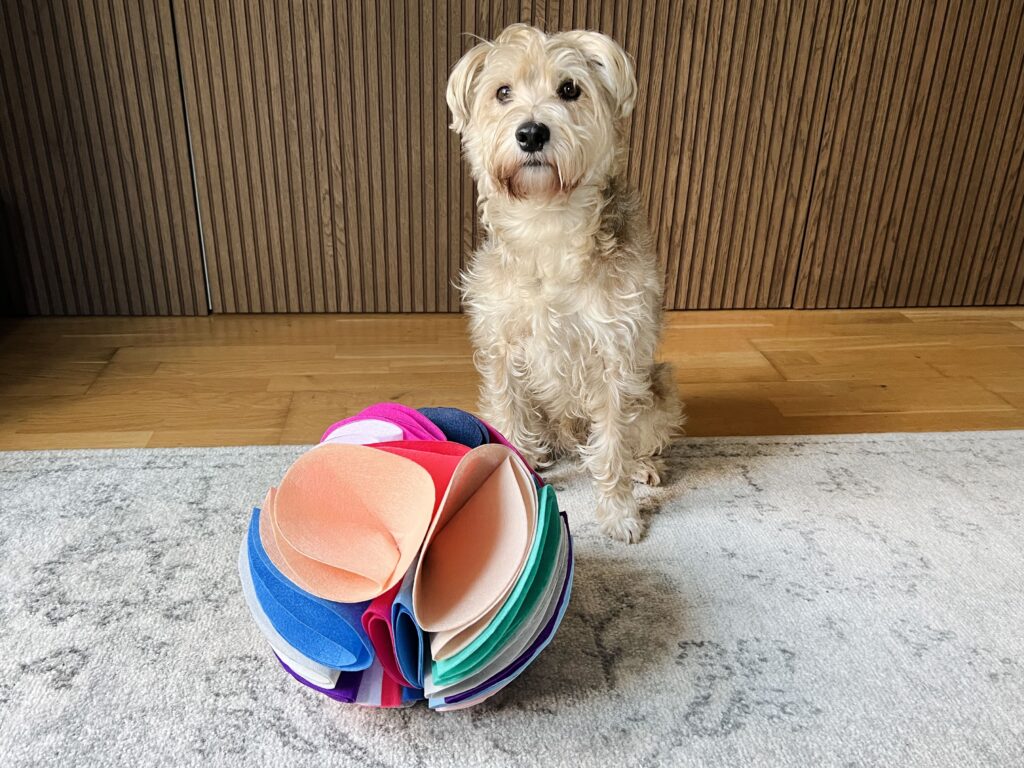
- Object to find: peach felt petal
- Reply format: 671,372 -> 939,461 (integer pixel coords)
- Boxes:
276,446 -> 403,569
430,602 -> 502,661
412,445 -> 534,634
262,485 -> 392,601
428,453 -> 539,659
478,416 -> 544,485
268,444 -> 436,602
258,488 -> 304,585
270,513 -> 384,600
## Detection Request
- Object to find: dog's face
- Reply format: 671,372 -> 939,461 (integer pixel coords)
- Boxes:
447,25 -> 636,201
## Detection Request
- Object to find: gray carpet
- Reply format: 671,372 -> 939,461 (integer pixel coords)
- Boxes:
1,433 -> 1023,767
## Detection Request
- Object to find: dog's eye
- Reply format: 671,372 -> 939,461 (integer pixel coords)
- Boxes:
556,79 -> 581,101
496,85 -> 512,103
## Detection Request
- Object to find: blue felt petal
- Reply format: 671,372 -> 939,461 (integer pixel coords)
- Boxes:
391,560 -> 428,687
246,508 -> 373,671
418,407 -> 490,448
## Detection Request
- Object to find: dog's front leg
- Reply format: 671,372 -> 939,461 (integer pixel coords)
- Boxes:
581,368 -> 650,543
475,342 -> 551,467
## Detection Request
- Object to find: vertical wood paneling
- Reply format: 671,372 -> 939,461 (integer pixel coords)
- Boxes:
797,0 -> 1024,308
8,1 -> 1016,315
541,0 -> 841,309
4,2 -> 1019,315
176,0 -> 514,312
0,0 -> 205,316
172,0 -> 1024,312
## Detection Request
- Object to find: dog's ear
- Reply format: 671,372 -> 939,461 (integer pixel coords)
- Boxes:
566,31 -> 637,121
447,41 -> 491,134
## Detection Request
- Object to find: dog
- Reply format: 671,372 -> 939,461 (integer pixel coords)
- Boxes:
447,24 -> 682,542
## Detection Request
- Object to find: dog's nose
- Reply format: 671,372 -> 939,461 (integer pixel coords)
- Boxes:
515,121 -> 550,153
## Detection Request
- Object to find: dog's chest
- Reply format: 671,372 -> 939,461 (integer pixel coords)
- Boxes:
498,262 -> 598,336
501,271 -> 608,381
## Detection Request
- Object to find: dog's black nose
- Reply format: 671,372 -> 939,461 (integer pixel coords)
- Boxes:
515,121 -> 550,153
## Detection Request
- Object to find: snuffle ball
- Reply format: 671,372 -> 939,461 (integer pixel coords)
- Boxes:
238,402 -> 574,710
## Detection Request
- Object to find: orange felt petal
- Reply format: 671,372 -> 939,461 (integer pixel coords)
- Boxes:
269,444 -> 436,602
261,484 -> 387,601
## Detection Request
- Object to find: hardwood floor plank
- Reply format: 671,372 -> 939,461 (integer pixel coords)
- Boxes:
280,388 -> 478,444
919,346 -> 1024,377
86,374 -> 274,396
973,376 -> 1024,410
1,308 -> 1022,450
768,377 -> 1015,417
147,428 -> 284,448
759,348 -> 942,381
8,391 -> 292,433
112,344 -> 338,363
154,359 -> 392,380
1,362 -> 108,396
685,411 -> 1024,437
0,430 -> 153,450
751,334 -> 952,352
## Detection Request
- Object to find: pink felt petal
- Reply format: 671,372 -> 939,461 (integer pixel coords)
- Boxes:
361,583 -> 413,688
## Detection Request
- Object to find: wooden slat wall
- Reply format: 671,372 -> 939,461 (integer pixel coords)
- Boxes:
174,0 -> 521,313
0,0 -> 206,316
3,1 -> 1022,315
797,0 -> 1024,308
175,0 -> 844,311
561,0 -> 844,308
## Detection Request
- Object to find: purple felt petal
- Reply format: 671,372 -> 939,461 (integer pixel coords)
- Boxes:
277,654 -> 361,702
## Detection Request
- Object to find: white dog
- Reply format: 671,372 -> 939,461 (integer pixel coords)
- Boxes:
447,24 -> 682,542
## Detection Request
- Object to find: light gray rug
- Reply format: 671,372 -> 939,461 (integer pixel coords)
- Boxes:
1,433 -> 1023,767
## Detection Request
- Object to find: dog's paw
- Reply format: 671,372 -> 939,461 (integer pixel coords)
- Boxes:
597,493 -> 644,543
632,457 -> 664,486
600,514 -> 644,544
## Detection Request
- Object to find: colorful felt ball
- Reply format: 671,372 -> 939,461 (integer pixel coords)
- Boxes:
238,403 -> 574,710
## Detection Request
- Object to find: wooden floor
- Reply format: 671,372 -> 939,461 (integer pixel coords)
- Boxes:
1,308 -> 1023,450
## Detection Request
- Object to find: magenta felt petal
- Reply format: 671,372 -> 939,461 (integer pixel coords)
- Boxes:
361,582 -> 414,688
479,417 -> 545,485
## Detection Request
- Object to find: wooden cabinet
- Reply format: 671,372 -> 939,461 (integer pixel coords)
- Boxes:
2,0 -> 1022,314
0,0 -> 205,315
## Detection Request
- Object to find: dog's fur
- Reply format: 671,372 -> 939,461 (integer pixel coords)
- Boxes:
447,24 -> 682,542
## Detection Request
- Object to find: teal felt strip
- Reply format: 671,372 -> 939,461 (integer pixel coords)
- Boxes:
431,484 -> 561,686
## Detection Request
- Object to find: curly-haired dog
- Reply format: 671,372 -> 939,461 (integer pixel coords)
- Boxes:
447,24 -> 683,542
